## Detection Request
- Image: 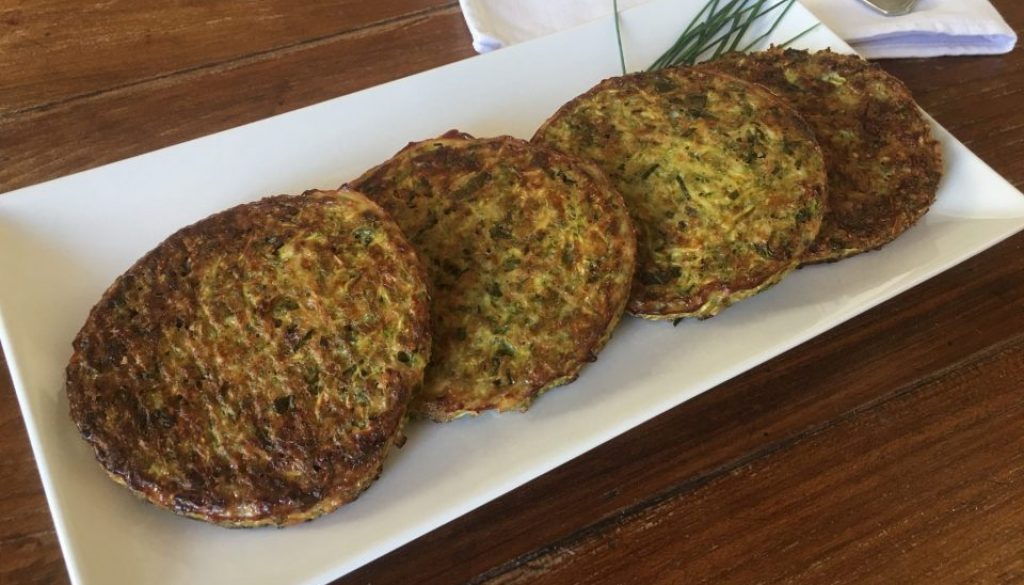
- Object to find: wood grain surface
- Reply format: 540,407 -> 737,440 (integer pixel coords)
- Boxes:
1,1 -> 1023,584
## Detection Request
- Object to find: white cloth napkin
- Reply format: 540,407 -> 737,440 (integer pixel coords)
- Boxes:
459,0 -> 1017,59
803,0 -> 1017,58
459,0 -> 645,52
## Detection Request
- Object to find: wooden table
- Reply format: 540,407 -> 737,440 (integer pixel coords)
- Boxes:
2,1 -> 1022,583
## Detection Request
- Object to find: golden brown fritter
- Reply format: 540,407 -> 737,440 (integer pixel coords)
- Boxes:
534,68 -> 827,319
66,189 -> 431,527
701,47 -> 943,263
349,132 -> 636,421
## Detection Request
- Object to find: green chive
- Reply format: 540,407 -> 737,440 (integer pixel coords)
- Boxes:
613,0 -> 627,75
647,0 -> 802,70
779,23 -> 820,48
741,0 -> 797,52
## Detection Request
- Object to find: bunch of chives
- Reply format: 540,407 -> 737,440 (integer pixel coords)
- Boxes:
612,0 -> 819,74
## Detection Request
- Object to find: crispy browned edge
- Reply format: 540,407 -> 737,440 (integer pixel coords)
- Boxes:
65,189 -> 431,527
701,48 -> 944,264
533,68 -> 827,320
348,131 -> 638,421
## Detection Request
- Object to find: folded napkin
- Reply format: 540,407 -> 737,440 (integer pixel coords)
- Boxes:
459,0 -> 645,52
459,0 -> 1017,59
803,0 -> 1017,58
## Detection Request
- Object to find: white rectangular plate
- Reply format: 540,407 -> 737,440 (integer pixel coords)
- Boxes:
2,1 -> 1023,584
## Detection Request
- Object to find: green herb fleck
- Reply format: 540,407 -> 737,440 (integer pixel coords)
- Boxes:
754,242 -> 775,259
151,408 -> 175,428
353,226 -> 375,246
675,174 -> 691,198
496,339 -> 516,357
304,365 -> 321,395
490,223 -> 514,240
450,172 -> 489,200
296,327 -> 315,350
264,235 -> 285,255
641,163 -> 661,180
562,246 -> 576,267
273,296 -> 299,317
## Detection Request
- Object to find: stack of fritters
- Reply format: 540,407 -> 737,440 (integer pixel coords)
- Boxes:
65,48 -> 943,527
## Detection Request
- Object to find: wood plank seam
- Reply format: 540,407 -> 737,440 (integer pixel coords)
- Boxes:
0,2 -> 461,124
467,332 -> 1024,584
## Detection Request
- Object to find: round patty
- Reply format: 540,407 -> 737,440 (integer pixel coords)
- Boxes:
66,189 -> 431,527
534,67 -> 827,319
701,48 -> 943,263
348,132 -> 636,421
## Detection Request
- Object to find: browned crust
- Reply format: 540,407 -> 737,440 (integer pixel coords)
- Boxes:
534,68 -> 827,319
65,189 -> 431,527
701,47 -> 944,263
348,132 -> 637,421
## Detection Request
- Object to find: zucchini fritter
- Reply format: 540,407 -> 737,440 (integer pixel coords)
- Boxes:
349,132 -> 636,421
66,190 -> 431,527
702,48 -> 943,263
534,68 -> 827,319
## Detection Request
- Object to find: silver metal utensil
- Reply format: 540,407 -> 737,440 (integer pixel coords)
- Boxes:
857,0 -> 918,17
